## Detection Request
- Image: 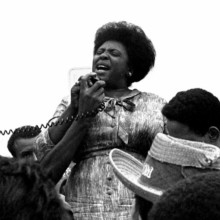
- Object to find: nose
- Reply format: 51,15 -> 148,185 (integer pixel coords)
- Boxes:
99,52 -> 108,60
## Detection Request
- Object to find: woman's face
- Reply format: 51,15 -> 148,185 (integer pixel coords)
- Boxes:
92,40 -> 129,89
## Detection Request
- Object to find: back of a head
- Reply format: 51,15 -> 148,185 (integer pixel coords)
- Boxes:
162,88 -> 220,135
0,156 -> 72,220
7,125 -> 41,157
148,172 -> 220,220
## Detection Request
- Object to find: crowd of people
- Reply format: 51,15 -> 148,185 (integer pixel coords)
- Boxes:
1,20 -> 220,220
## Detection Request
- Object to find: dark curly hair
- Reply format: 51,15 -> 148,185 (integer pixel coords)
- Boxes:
7,125 -> 41,157
162,88 -> 220,135
0,156 -> 73,220
94,21 -> 156,86
148,172 -> 220,220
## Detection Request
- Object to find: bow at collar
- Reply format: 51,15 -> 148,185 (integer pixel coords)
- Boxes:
104,98 -> 136,112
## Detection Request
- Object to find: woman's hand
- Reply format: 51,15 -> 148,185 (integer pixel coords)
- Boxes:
78,72 -> 105,115
70,81 -> 80,114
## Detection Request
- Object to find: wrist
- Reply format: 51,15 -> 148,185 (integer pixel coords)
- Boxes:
68,104 -> 78,116
77,102 -> 105,120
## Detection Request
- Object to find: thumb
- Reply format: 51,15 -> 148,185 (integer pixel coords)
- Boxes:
80,72 -> 96,90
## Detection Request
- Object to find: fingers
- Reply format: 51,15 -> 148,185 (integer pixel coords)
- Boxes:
71,72 -> 95,90
73,73 -> 105,114
80,72 -> 97,89
78,92 -> 104,114
71,73 -> 105,98
75,72 -> 105,88
90,80 -> 105,91
77,76 -> 105,114
92,86 -> 105,99
71,83 -> 80,94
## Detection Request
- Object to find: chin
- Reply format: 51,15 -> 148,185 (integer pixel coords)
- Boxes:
96,74 -> 106,81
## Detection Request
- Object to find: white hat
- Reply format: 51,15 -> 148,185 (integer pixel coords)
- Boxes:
109,148 -> 163,203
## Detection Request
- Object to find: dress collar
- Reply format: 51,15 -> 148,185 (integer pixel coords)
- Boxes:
105,89 -> 141,100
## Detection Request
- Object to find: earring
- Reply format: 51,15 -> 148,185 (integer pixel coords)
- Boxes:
128,72 -> 132,77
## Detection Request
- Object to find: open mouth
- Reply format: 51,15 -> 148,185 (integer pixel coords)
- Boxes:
96,64 -> 110,72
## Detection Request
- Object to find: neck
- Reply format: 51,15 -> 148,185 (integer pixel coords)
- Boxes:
105,87 -> 131,98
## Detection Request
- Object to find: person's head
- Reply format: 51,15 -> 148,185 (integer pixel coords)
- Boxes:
162,88 -> 220,146
92,21 -> 155,88
7,125 -> 41,160
0,156 -> 73,220
148,172 -> 220,220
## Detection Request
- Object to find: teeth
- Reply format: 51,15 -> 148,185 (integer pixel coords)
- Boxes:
97,65 -> 108,70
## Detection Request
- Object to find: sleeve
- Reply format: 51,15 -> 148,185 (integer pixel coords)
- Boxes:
52,96 -> 70,119
35,96 -> 70,160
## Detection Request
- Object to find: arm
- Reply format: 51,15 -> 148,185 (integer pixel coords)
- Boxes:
35,96 -> 71,160
48,104 -> 76,145
41,73 -> 105,184
48,86 -> 80,145
40,118 -> 89,184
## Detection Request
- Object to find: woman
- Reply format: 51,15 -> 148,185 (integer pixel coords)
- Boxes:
36,21 -> 166,219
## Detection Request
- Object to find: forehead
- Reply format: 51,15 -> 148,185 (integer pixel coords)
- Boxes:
14,137 -> 37,154
99,40 -> 127,51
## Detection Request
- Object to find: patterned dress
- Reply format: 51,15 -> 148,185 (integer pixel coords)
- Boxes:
36,89 -> 166,220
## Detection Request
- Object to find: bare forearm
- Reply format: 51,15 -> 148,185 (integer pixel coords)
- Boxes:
41,119 -> 89,184
48,105 -> 76,145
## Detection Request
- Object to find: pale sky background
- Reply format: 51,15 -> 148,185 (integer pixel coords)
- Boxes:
0,0 -> 220,156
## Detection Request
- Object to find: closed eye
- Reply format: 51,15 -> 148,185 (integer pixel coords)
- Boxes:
95,48 -> 121,57
95,49 -> 104,55
109,49 -> 121,56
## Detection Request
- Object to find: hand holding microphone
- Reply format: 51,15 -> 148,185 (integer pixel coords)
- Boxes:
74,72 -> 100,87
72,72 -> 105,116
88,74 -> 100,87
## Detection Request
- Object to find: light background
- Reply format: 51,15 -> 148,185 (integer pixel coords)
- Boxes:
1,0 -> 220,156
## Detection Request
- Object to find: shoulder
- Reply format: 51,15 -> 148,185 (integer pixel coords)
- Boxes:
60,95 -> 70,106
135,90 -> 167,105
53,95 -> 70,118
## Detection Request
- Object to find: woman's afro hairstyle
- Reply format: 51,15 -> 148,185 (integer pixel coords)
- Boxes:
94,21 -> 156,85
162,88 -> 220,135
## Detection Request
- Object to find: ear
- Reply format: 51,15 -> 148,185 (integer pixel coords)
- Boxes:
208,126 -> 220,142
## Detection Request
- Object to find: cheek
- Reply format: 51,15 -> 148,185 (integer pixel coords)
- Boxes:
111,61 -> 128,77
117,60 -> 130,74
